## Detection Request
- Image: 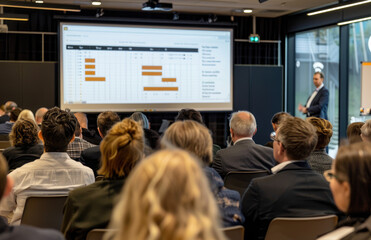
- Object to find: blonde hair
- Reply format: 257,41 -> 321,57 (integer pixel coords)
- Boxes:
18,109 -> 36,124
106,149 -> 226,240
162,120 -> 213,165
306,117 -> 333,149
97,118 -> 144,179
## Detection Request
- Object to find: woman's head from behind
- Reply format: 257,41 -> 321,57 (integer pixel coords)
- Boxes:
98,118 -> 144,179
9,119 -> 39,147
347,122 -> 364,144
108,149 -> 225,240
161,120 -> 213,166
328,142 -> 371,214
306,117 -> 333,150
18,109 -> 36,123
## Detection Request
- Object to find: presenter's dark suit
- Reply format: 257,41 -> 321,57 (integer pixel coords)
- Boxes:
241,161 -> 340,240
80,146 -> 101,177
212,139 -> 275,179
0,217 -> 64,240
305,86 -> 329,120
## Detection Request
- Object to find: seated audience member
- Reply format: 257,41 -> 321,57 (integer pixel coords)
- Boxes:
129,112 -> 160,155
62,118 -> 144,240
0,108 -> 21,134
0,101 -> 17,124
162,120 -> 244,226
360,120 -> 371,143
81,111 -> 120,176
241,117 -> 340,240
213,111 -> 275,179
175,108 -> 222,158
105,149 -> 227,240
265,112 -> 292,148
306,117 -> 333,174
346,122 -> 364,144
18,109 -> 36,124
0,105 -> 5,117
0,155 -> 64,240
35,107 -> 48,126
3,119 -> 43,172
0,107 -> 94,225
67,118 -> 96,161
74,112 -> 102,145
318,142 -> 371,240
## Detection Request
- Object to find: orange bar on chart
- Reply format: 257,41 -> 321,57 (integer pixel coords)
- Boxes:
142,66 -> 162,70
362,62 -> 371,66
144,87 -> 178,91
85,77 -> 106,81
85,71 -> 95,75
85,65 -> 95,69
162,78 -> 176,82
85,58 -> 95,63
142,72 -> 162,76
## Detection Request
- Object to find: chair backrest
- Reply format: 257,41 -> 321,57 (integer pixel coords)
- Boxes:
224,170 -> 269,196
87,229 -> 117,240
222,225 -> 244,240
21,195 -> 68,230
0,140 -> 11,150
264,215 -> 338,240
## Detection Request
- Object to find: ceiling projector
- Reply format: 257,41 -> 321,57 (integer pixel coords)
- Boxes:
142,0 -> 173,11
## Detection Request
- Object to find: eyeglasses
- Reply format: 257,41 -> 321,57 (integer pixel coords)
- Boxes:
323,170 -> 341,182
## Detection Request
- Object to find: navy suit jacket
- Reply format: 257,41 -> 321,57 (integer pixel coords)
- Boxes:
80,146 -> 101,177
305,86 -> 329,120
212,139 -> 275,179
241,161 -> 340,240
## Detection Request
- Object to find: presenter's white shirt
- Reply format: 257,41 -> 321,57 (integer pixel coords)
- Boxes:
0,152 -> 95,225
306,83 -> 324,108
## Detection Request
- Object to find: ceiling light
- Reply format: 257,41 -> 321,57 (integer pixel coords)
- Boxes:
337,16 -> 371,26
35,0 -> 43,3
92,1 -> 101,6
243,9 -> 253,13
0,13 -> 28,21
0,0 -> 80,12
308,0 -> 371,16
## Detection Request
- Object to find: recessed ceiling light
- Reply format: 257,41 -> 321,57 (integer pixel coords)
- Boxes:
92,1 -> 101,6
243,9 -> 253,13
35,0 -> 43,3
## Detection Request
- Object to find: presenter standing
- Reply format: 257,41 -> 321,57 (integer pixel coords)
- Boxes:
298,72 -> 329,120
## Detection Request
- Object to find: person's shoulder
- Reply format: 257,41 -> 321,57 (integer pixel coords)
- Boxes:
7,224 -> 64,240
82,146 -> 100,156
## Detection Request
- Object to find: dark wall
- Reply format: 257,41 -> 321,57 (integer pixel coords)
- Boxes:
234,65 -> 283,144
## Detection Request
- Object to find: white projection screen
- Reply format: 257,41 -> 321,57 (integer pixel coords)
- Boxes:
59,22 -> 233,112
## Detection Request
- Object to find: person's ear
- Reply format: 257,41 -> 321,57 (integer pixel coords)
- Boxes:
4,176 -> 13,197
343,181 -> 351,200
253,127 -> 257,136
38,131 -> 44,143
97,127 -> 104,138
70,135 -> 75,143
230,128 -> 234,138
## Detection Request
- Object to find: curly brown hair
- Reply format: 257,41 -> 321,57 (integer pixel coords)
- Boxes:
306,117 -> 333,149
9,118 -> 39,147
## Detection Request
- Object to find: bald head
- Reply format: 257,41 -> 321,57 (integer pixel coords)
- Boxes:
229,111 -> 257,139
35,107 -> 48,125
4,101 -> 17,113
74,112 -> 88,129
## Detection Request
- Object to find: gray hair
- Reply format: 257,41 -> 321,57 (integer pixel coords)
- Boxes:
361,120 -> 371,142
229,111 -> 256,137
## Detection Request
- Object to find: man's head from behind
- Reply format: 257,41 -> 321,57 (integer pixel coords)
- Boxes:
74,112 -> 88,129
35,107 -> 48,125
40,107 -> 76,152
0,154 -> 12,201
97,111 -> 120,138
229,111 -> 256,141
275,117 -> 318,162
360,120 -> 371,143
4,101 -> 17,113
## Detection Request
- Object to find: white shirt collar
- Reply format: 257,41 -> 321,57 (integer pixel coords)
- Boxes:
271,160 -> 303,174
234,137 -> 253,144
316,83 -> 324,91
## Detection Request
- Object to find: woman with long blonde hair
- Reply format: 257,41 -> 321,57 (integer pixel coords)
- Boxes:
106,149 -> 227,240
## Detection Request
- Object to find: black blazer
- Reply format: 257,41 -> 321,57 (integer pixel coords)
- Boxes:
241,161 -> 340,240
80,146 -> 101,177
212,139 -> 275,179
305,87 -> 329,120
